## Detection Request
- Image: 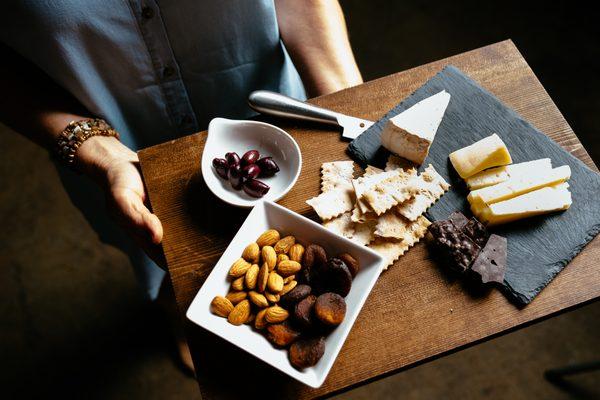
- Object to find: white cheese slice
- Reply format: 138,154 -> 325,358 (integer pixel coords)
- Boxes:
476,183 -> 572,226
465,158 -> 552,190
468,165 -> 571,208
449,134 -> 512,178
380,90 -> 451,165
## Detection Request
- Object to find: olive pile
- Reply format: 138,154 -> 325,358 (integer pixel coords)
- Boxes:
212,150 -> 280,198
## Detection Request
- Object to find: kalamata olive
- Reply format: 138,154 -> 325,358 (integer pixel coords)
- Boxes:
225,152 -> 240,167
256,157 -> 280,177
242,178 -> 270,198
228,164 -> 244,190
212,158 -> 229,180
241,150 -> 260,166
242,164 -> 261,180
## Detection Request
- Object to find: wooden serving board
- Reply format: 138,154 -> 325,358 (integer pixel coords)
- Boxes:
138,40 -> 600,399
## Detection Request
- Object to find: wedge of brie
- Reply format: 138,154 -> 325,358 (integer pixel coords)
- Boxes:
380,90 -> 451,165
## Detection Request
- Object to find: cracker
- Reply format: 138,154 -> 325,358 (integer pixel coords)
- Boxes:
321,161 -> 354,192
351,219 -> 377,246
396,165 -> 450,221
364,165 -> 384,177
306,188 -> 354,220
369,216 -> 430,268
375,212 -> 431,241
351,205 -> 378,223
385,154 -> 416,172
368,238 -> 409,269
363,170 -> 417,215
322,211 -> 355,239
352,170 -> 398,214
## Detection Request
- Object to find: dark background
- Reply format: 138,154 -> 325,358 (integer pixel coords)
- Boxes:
1,1 -> 598,399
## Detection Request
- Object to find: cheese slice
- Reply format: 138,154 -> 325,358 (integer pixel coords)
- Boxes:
465,158 -> 552,190
380,90 -> 451,165
476,183 -> 572,226
449,134 -> 512,178
468,165 -> 571,208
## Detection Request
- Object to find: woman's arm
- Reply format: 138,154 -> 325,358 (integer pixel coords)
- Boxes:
0,44 -> 164,264
275,0 -> 363,97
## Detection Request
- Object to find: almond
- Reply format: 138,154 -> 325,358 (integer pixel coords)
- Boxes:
274,235 -> 296,254
255,308 -> 269,330
277,254 -> 289,264
245,264 -> 259,289
231,276 -> 245,291
256,229 -> 280,247
265,292 -> 280,304
210,296 -> 234,317
277,260 -> 302,276
280,280 -> 297,296
225,291 -> 247,304
248,291 -> 269,308
257,262 -> 269,293
265,305 -> 289,323
262,246 -> 277,271
229,258 -> 251,278
283,275 -> 295,284
267,271 -> 284,293
228,300 -> 251,325
288,244 -> 305,263
245,312 -> 256,325
242,242 -> 260,263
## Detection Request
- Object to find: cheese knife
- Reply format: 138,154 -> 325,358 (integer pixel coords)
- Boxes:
248,90 -> 374,140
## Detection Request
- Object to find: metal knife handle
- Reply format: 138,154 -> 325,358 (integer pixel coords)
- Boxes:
248,90 -> 340,126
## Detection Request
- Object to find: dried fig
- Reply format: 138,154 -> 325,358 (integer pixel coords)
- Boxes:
301,244 -> 327,284
265,322 -> 300,348
314,293 -> 346,326
337,253 -> 359,278
293,294 -> 317,330
280,284 -> 311,309
317,258 -> 352,297
289,336 -> 325,369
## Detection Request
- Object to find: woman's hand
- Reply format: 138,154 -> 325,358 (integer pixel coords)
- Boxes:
77,135 -> 166,268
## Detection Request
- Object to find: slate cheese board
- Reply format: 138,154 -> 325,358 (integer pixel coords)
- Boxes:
348,65 -> 600,305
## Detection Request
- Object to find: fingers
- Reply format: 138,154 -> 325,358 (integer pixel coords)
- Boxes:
111,188 -> 164,245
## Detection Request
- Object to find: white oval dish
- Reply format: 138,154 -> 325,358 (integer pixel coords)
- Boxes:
201,118 -> 302,207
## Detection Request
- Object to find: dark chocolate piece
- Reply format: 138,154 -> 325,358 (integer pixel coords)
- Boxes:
471,234 -> 507,284
448,211 -> 469,229
462,217 -> 489,248
429,220 -> 481,272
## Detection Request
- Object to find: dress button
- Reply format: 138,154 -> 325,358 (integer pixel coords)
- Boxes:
163,66 -> 175,78
142,6 -> 154,19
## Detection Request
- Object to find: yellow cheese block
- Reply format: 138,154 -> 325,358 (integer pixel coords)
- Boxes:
465,158 -> 552,190
449,134 -> 512,179
468,165 -> 571,209
476,183 -> 572,226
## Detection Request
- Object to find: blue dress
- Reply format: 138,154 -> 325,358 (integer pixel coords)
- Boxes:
0,0 -> 306,299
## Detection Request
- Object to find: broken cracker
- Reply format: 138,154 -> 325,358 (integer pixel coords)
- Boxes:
306,188 -> 354,220
396,165 -> 450,221
351,219 -> 377,246
375,213 -> 431,241
322,211 -> 355,239
321,161 -> 355,192
352,170 -> 398,214
363,170 -> 417,215
369,216 -> 430,268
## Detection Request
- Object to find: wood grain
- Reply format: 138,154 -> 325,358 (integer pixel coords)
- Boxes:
139,40 -> 600,399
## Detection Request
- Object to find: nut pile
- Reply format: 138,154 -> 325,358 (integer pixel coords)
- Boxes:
210,228 -> 360,370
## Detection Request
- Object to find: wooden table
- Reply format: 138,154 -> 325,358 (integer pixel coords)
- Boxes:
138,40 -> 600,399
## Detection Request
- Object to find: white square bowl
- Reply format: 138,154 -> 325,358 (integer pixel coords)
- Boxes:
186,200 -> 385,388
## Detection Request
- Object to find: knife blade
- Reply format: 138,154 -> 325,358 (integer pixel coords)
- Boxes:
248,90 -> 374,140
